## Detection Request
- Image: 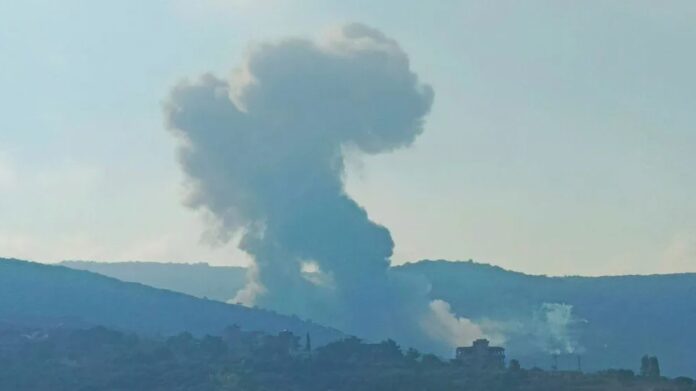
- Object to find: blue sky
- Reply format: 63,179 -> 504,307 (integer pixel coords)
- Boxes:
1,0 -> 695,275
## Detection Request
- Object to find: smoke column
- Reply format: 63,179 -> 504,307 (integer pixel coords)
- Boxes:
165,23 -> 481,350
536,303 -> 586,355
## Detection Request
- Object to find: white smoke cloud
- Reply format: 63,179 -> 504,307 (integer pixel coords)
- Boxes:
231,262 -> 265,306
299,260 -> 336,288
535,302 -> 586,355
422,299 -> 504,348
424,301 -> 587,356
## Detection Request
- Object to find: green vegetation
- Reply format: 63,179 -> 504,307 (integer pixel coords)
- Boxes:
396,260 -> 696,375
0,258 -> 342,346
1,325 -> 694,391
58,259 -> 696,376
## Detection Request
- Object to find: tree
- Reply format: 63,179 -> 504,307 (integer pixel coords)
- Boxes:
649,356 -> 661,378
640,355 -> 661,378
375,339 -> 403,362
405,348 -> 421,362
508,359 -> 521,372
640,355 -> 650,377
421,354 -> 444,368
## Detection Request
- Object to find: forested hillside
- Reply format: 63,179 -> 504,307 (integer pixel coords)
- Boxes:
59,259 -> 696,376
396,260 -> 696,376
0,258 -> 342,346
1,324 -> 693,391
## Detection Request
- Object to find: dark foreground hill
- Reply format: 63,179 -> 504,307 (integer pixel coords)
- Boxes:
62,259 -> 696,377
1,324 -> 693,391
0,258 -> 342,345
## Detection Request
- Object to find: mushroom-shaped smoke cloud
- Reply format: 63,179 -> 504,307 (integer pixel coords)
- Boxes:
165,24 -> 476,350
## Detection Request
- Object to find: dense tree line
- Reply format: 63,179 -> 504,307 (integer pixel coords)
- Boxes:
0,325 -> 694,391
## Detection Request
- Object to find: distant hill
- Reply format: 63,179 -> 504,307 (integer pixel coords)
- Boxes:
0,258 -> 342,345
395,260 -> 696,377
58,258 -> 696,376
62,261 -> 246,302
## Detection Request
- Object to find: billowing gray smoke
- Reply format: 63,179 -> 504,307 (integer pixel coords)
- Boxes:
165,24 -> 475,349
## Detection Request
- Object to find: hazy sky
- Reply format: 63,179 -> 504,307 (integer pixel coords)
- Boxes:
2,0 -> 695,275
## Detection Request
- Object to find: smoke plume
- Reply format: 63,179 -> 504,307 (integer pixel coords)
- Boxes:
535,303 -> 586,355
165,24 -> 486,349
422,300 -> 503,348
